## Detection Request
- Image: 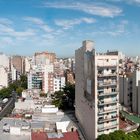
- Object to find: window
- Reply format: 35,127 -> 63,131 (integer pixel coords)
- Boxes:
112,88 -> 116,92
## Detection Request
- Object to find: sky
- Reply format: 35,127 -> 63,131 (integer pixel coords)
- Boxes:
0,0 -> 140,57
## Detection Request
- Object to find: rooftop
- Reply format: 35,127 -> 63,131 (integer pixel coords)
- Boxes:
31,131 -> 80,140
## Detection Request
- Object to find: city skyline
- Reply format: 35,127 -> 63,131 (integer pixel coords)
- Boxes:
0,0 -> 140,57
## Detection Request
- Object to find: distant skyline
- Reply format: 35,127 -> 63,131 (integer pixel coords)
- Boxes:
0,0 -> 140,57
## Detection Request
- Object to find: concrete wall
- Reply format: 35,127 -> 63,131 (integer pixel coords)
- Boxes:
75,42 -> 96,140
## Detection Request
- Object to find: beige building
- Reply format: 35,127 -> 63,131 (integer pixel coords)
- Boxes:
132,70 -> 140,114
75,40 -> 119,140
35,51 -> 56,65
119,70 -> 140,115
119,73 -> 133,111
11,55 -> 24,74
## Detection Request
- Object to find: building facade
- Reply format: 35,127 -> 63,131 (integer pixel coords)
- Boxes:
34,51 -> 56,65
75,40 -> 119,140
119,73 -> 133,111
0,66 -> 11,89
54,77 -> 65,92
119,70 -> 140,115
28,64 -> 54,94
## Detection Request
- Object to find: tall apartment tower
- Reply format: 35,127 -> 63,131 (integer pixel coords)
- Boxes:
75,40 -> 119,140
132,70 -> 140,114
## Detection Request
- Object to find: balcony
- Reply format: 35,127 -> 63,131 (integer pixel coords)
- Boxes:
98,73 -> 117,78
98,124 -> 118,132
98,92 -> 118,97
98,99 -> 118,106
98,115 -> 118,123
97,65 -> 117,69
98,108 -> 118,115
98,81 -> 117,87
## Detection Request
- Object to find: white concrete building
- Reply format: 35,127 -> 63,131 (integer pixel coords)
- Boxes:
75,40 -> 119,140
0,53 -> 9,68
43,64 -> 54,93
11,64 -> 17,81
24,57 -> 32,73
54,77 -> 65,92
0,66 -> 11,89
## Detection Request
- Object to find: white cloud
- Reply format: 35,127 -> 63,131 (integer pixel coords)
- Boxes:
24,17 -> 53,32
105,0 -> 140,4
55,17 -> 96,29
93,20 -> 129,36
0,23 -> 36,40
0,18 -> 13,26
44,2 -> 122,17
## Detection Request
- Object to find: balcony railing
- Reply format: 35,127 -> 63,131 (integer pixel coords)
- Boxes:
98,92 -> 118,97
98,81 -> 117,87
98,73 -> 117,77
98,124 -> 118,132
98,108 -> 118,115
98,116 -> 118,123
97,65 -> 117,68
98,99 -> 118,106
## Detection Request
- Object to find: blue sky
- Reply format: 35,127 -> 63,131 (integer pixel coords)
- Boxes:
0,0 -> 140,57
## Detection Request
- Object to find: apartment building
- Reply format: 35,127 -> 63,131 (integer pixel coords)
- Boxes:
28,64 -> 54,94
11,55 -> 24,75
119,73 -> 133,111
132,70 -> 140,114
65,69 -> 75,84
0,53 -> 9,68
119,70 -> 140,115
75,40 -> 119,140
34,51 -> 56,65
28,65 -> 43,90
0,66 -> 11,89
54,77 -> 65,92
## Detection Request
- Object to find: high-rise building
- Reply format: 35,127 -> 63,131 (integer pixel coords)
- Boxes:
75,40 -> 119,140
119,73 -> 133,111
119,70 -> 140,115
0,66 -> 11,89
28,64 -> 54,94
34,51 -> 56,65
132,70 -> 140,114
11,55 -> 24,75
0,53 -> 9,68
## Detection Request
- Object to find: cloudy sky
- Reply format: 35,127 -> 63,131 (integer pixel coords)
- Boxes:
0,0 -> 140,57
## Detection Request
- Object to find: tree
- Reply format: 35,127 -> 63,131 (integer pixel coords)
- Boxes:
0,74 -> 28,98
0,88 -> 11,98
20,74 -> 27,89
52,83 -> 75,110
16,87 -> 24,96
97,130 -> 140,140
62,83 -> 75,109
52,91 -> 65,109
97,134 -> 111,140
